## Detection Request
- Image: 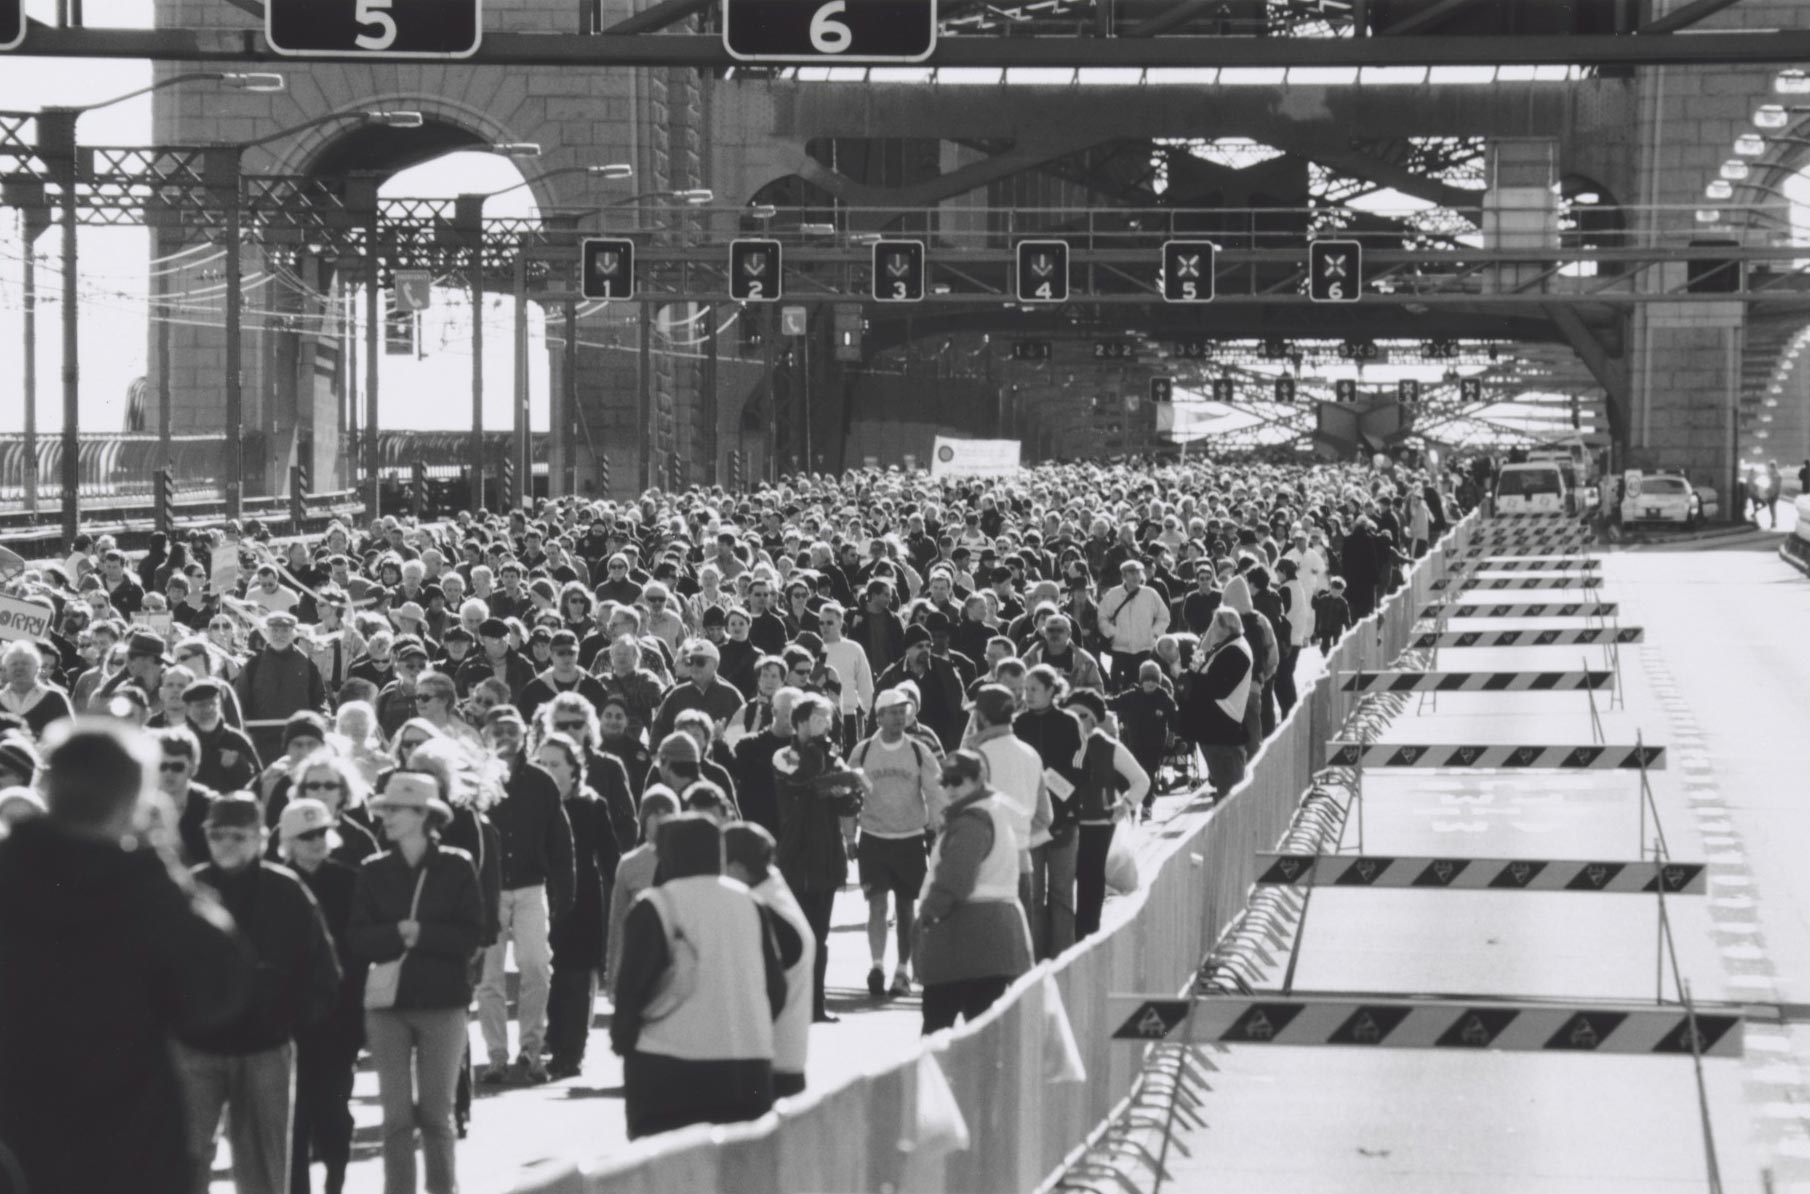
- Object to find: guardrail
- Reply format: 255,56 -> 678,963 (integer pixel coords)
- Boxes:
0,433 -> 241,507
6,489 -> 365,560
513,512 -> 1473,1194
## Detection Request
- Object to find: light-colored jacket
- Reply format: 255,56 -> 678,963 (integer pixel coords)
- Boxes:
1097,583 -> 1170,656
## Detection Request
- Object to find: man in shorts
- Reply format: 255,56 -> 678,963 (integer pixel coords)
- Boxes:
847,688 -> 944,998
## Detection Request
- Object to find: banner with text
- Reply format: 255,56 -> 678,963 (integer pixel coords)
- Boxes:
930,436 -> 1022,477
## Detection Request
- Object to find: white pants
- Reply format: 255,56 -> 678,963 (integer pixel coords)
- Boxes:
476,884 -> 552,1067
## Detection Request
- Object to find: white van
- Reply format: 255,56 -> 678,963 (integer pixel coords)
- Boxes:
1494,461 -> 1571,515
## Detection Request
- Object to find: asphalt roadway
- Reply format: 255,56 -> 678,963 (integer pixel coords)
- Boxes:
1160,529 -> 1810,1193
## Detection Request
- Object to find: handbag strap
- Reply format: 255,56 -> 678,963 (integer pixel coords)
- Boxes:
403,865 -> 429,944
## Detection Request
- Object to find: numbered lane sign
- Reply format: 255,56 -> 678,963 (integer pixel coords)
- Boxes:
1016,239 -> 1070,304
1161,240 -> 1215,303
871,239 -> 925,303
1,0 -> 23,52
1309,239 -> 1363,303
581,238 -> 636,301
723,0 -> 937,63
267,0 -> 482,57
730,239 -> 784,302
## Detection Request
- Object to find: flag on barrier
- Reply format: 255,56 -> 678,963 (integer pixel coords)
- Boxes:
1410,628 -> 1644,649
1108,994 -> 1741,1056
1325,742 -> 1665,769
1253,853 -> 1708,893
1432,576 -> 1606,592
1340,670 -> 1612,693
1462,557 -> 1601,572
1422,602 -> 1618,619
1042,974 -> 1088,1083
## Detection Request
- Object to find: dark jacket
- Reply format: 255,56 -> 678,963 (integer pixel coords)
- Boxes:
1012,705 -> 1085,831
651,676 -> 745,744
181,859 -> 341,1055
846,606 -> 906,676
453,649 -> 536,700
773,738 -> 865,894
0,821 -> 252,1194
731,729 -> 791,836
491,754 -> 576,915
193,719 -> 261,795
233,644 -> 329,723
442,805 -> 503,946
348,843 -> 486,1011
876,655 -> 967,752
295,857 -> 366,1043
1181,637 -> 1254,749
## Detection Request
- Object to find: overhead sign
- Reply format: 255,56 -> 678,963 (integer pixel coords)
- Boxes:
1,0 -> 22,52
722,0 -> 937,63
1326,742 -> 1666,770
1411,627 -> 1645,649
1274,376 -> 1297,404
267,0 -> 482,58
1461,376 -> 1485,403
1093,340 -> 1135,360
1169,338 -> 1211,359
1160,240 -> 1215,303
1398,378 -> 1421,404
1149,377 -> 1173,404
1109,994 -> 1741,1056
1211,378 -> 1235,403
1016,239 -> 1070,304
1423,601 -> 1617,619
1432,575 -> 1605,592
392,270 -> 433,313
581,238 -> 636,301
1253,854 -> 1708,894
871,239 -> 925,303
729,239 -> 783,302
1011,340 -> 1052,362
930,436 -> 1022,478
1339,670 -> 1613,694
1309,239 -> 1363,302
0,594 -> 53,642
1334,379 -> 1358,403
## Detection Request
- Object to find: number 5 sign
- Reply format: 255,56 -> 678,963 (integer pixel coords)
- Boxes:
724,0 -> 937,62
268,0 -> 482,58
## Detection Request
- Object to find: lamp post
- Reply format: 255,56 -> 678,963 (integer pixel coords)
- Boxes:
30,71 -> 282,541
452,162 -> 632,512
209,107 -> 422,520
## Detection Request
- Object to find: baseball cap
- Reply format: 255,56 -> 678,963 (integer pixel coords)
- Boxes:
874,688 -> 914,713
478,618 -> 511,639
203,793 -> 262,830
278,797 -> 339,845
938,748 -> 986,787
394,601 -> 427,624
394,636 -> 429,662
182,677 -> 226,703
686,640 -> 721,663
657,731 -> 701,764
126,631 -> 168,660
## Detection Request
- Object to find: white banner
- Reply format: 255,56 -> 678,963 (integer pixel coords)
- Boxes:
0,593 -> 55,642
930,436 -> 1022,477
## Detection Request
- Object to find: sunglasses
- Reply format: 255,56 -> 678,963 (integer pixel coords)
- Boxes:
301,780 -> 345,793
205,828 -> 257,841
159,760 -> 189,773
554,720 -> 587,732
291,827 -> 331,843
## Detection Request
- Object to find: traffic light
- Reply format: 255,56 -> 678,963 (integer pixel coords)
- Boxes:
411,462 -> 429,516
1150,376 -> 1174,405
872,239 -> 925,303
1460,377 -> 1484,403
1274,376 -> 1297,404
1335,379 -> 1358,403
729,239 -> 783,301
1309,240 -> 1363,303
1160,240 -> 1216,303
581,238 -> 636,301
1016,240 -> 1069,303
154,467 -> 174,532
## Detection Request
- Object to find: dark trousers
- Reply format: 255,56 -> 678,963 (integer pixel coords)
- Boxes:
1274,645 -> 1300,716
796,887 -> 835,1016
1347,581 -> 1377,621
775,1071 -> 806,1099
1075,823 -> 1116,939
546,956 -> 598,1068
1130,742 -> 1165,808
1110,649 -> 1153,689
922,976 -> 1013,1035
290,1030 -> 358,1194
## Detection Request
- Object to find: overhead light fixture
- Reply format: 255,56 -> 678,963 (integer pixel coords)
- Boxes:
1695,209 -> 1723,224
221,73 -> 287,93
849,231 -> 882,244
588,163 -> 634,178
490,142 -> 542,157
747,203 -> 778,219
1720,159 -> 1752,181
1706,179 -> 1735,201
370,111 -> 424,128
1735,133 -> 1768,156
799,222 -> 837,235
1776,68 -> 1810,95
1754,104 -> 1791,130
674,188 -> 714,204
1574,191 -> 1601,205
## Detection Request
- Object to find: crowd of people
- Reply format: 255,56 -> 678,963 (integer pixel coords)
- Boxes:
0,453 -> 1469,1194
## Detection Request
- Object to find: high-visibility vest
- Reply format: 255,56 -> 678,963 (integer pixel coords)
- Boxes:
753,873 -> 814,1077
636,876 -> 775,1064
923,793 -> 1020,904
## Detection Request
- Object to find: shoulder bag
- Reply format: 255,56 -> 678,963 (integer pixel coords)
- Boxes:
365,865 -> 430,1010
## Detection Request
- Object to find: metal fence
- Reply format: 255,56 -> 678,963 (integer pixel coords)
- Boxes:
513,512 -> 1474,1194
0,433 -> 235,505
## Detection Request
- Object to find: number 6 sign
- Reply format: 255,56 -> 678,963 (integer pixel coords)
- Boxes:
723,0 -> 937,62
267,0 -> 483,58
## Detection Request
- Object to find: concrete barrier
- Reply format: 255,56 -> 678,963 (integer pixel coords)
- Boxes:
515,513 -> 1476,1194
1782,496 -> 1810,575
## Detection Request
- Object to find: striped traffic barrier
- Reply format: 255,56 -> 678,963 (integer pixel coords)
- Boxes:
1461,557 -> 1601,571
1433,575 -> 1606,591
1325,742 -> 1665,769
1107,994 -> 1741,1056
1340,670 -> 1612,693
1421,602 -> 1618,619
1410,627 -> 1644,648
1252,853 -> 1707,893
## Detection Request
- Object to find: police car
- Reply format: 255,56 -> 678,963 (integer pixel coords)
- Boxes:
1620,474 -> 1702,528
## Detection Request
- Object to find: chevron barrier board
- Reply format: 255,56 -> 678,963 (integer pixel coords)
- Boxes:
1108,994 -> 1741,1056
1325,742 -> 1666,769
1410,628 -> 1645,649
1433,576 -> 1606,592
1340,670 -> 1612,693
1463,558 -> 1601,571
1252,853 -> 1708,893
1422,602 -> 1617,619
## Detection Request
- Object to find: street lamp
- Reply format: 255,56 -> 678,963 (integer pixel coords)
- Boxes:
207,108 -> 422,520
33,70 -> 284,541
453,162 -> 634,511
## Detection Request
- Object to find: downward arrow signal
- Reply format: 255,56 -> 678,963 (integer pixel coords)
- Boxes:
595,252 -> 619,274
742,254 -> 769,277
1031,255 -> 1055,278
886,255 -> 911,278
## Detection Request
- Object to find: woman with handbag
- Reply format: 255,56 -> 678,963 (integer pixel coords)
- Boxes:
349,768 -> 485,1194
